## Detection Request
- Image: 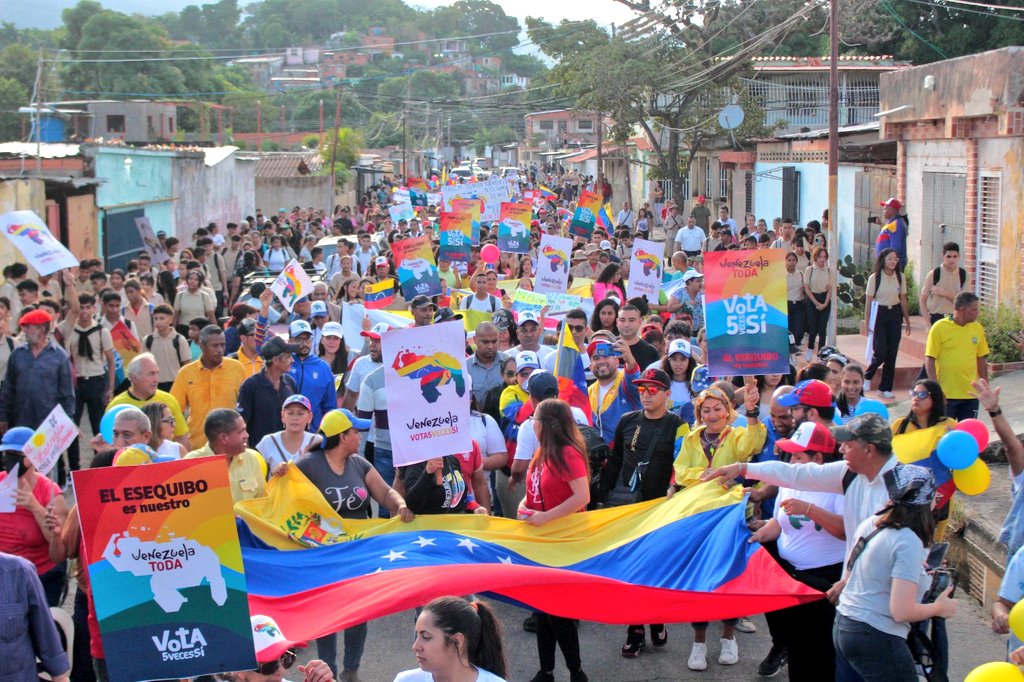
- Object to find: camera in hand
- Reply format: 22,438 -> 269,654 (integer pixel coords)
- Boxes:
923,567 -> 957,603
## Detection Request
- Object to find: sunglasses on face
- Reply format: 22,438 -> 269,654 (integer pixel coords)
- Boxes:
568,324 -> 586,333
909,390 -> 931,400
637,385 -> 664,395
257,650 -> 296,675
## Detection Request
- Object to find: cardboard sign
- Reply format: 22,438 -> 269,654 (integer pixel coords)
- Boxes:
626,238 -> 666,301
21,405 -> 78,476
534,234 -> 573,294
497,202 -> 532,254
392,236 -> 442,299
270,259 -> 315,313
382,321 -> 472,466
73,457 -> 255,682
0,210 -> 78,275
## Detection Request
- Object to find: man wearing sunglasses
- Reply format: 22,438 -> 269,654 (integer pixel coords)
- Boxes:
600,368 -> 687,658
586,338 -> 641,446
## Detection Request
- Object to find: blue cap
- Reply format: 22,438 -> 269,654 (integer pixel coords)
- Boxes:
1,427 -> 34,454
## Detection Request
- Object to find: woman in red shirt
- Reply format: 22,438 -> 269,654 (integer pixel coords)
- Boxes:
0,426 -> 68,606
517,399 -> 591,682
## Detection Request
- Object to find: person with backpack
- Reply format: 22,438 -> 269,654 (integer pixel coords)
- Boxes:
601,368 -> 688,659
920,243 -> 968,326
864,249 -> 911,399
143,304 -> 191,392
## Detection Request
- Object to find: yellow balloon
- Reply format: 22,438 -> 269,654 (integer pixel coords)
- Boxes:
1011,600 -> 1024,642
964,661 -> 1024,682
954,459 -> 991,496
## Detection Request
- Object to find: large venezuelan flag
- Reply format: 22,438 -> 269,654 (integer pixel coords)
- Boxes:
236,467 -> 821,641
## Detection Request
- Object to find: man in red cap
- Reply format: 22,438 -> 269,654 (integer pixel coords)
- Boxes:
875,197 -> 907,270
777,379 -> 838,430
0,308 -> 75,482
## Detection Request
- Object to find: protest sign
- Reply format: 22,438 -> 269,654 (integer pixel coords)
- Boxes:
511,288 -> 547,315
426,192 -> 442,207
21,405 -> 78,476
497,202 -> 532,254
546,292 -> 583,313
438,212 -> 473,263
388,202 -> 415,225
341,301 -> 367,351
704,250 -> 789,376
534,234 -> 573,294
270,259 -> 315,313
382,321 -> 471,467
626,238 -> 666,302
0,210 -> 78,276
392,235 -> 442,299
450,198 -> 482,244
569,191 -> 601,239
73,457 -> 255,682
442,177 -> 510,222
0,463 -> 18,512
134,216 -> 168,261
392,188 -> 410,204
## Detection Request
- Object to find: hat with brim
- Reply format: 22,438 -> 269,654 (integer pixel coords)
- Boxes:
633,368 -> 670,390
319,408 -> 371,436
776,421 -> 836,455
882,463 -> 935,508
251,615 -> 308,664
261,336 -> 301,360
831,413 -> 892,449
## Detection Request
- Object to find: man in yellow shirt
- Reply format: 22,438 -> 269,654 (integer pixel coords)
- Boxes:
108,352 -> 191,449
171,325 -> 247,448
184,408 -> 267,504
229,319 -> 265,379
925,291 -> 989,420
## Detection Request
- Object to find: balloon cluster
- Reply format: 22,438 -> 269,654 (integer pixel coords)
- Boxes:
936,419 -> 990,496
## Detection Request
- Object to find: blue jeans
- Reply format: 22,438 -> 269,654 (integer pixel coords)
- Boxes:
315,623 -> 368,676
946,398 -> 979,421
373,446 -> 394,518
833,614 -> 916,681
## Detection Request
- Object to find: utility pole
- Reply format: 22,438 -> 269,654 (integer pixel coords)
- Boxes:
596,111 -> 603,193
402,103 -> 408,179
32,49 -> 43,174
447,116 -> 452,166
329,90 -> 342,212
318,99 -> 324,146
280,104 -> 286,137
826,0 -> 839,344
256,100 -> 262,153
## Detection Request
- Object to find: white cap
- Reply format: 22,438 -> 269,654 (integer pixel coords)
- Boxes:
322,321 -> 343,338
667,338 -> 692,357
251,615 -> 307,664
289,319 -> 313,337
516,350 -> 540,371
517,310 -> 540,327
600,240 -> 612,250
682,270 -> 704,283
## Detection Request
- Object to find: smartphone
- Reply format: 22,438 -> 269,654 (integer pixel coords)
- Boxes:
499,288 -> 507,297
926,542 -> 949,570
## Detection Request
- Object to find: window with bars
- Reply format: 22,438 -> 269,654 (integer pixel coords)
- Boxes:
976,173 -> 1000,307
720,167 -> 730,201
704,158 -> 712,197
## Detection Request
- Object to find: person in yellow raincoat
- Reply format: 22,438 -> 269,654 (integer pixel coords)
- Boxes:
668,377 -> 766,672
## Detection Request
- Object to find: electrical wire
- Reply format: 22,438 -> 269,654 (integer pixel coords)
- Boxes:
900,0 -> 1024,19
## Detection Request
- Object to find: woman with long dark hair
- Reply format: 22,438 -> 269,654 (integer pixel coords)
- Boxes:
835,364 -> 866,419
395,596 -> 508,681
590,298 -> 620,336
891,380 -> 954,435
593,263 -> 626,304
864,248 -> 911,399
834,465 -> 957,681
518,399 -> 591,682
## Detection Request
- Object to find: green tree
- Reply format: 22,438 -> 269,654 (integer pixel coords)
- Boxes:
429,0 -> 520,53
0,77 -> 28,140
0,44 -> 38,89
320,127 -> 364,187
60,0 -> 103,51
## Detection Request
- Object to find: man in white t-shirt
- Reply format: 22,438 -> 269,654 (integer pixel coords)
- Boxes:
459,271 -> 501,313
719,205 -> 739,238
674,214 -> 706,257
511,310 -> 554,363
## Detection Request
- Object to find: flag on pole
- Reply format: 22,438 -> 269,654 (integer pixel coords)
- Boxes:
553,322 -> 593,423
598,203 -> 615,229
538,185 -> 557,200
363,280 -> 395,310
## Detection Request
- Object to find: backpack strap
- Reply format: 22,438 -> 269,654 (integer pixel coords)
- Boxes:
842,468 -> 857,493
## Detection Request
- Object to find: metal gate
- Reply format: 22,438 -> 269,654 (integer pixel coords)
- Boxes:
853,169 -> 897,268
920,172 -> 966,275
976,172 -> 1001,307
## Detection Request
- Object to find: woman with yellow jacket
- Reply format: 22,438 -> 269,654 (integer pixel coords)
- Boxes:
669,378 -> 767,672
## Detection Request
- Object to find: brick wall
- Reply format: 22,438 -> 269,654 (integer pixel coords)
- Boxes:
964,136 -> 978,280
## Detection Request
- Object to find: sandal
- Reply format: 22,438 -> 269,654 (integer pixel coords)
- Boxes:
621,627 -> 645,658
651,624 -> 668,647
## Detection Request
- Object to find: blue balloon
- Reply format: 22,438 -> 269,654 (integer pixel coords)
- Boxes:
854,398 -> 890,420
99,404 -> 132,444
936,430 -> 979,470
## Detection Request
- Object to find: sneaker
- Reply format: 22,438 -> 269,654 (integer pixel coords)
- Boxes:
650,624 -> 668,647
757,645 -> 789,677
523,614 -> 537,633
340,672 -> 362,682
718,637 -> 739,665
735,617 -> 757,633
569,670 -> 588,682
879,390 -> 895,399
688,642 -> 708,671
621,627 -> 645,658
528,672 -> 554,682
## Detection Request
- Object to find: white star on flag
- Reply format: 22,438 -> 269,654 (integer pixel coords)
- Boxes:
382,550 -> 406,562
412,536 -> 436,548
457,538 -> 479,554
498,555 -> 513,564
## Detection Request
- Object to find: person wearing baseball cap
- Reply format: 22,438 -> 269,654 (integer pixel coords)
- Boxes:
512,310 -> 554,364
246,614 -> 330,681
253,393 -> 319,470
409,294 -> 437,327
606,366 -> 689,659
586,337 -> 641,446
875,196 -> 907,270
237,335 -> 301,447
778,379 -> 838,428
749,419 -> 846,679
286,316 -> 337,431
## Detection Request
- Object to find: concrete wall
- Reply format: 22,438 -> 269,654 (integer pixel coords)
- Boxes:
172,153 -> 255,235
256,176 -> 331,216
0,178 -> 47,273
903,139 -> 969,279
979,137 -> 1024,306
90,146 -> 176,241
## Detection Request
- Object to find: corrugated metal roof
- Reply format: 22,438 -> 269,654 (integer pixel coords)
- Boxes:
254,152 -> 324,178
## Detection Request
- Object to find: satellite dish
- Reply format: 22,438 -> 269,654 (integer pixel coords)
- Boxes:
718,105 -> 745,130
